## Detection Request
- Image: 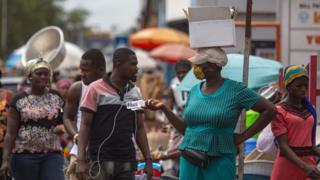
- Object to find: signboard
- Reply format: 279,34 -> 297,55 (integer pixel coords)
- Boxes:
290,30 -> 320,50
291,0 -> 320,28
114,36 -> 129,49
290,51 -> 318,65
281,0 -> 320,65
255,48 -> 275,60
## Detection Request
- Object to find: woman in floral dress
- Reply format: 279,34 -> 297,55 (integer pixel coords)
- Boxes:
271,65 -> 320,180
1,58 -> 65,180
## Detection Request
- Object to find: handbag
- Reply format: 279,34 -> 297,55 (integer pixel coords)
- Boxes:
181,148 -> 209,168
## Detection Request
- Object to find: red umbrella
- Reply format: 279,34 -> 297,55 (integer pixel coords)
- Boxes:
129,27 -> 189,51
149,44 -> 196,63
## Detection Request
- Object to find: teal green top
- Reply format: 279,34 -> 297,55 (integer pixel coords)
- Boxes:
179,79 -> 261,156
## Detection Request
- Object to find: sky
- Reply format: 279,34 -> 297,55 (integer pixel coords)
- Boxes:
62,0 -> 141,32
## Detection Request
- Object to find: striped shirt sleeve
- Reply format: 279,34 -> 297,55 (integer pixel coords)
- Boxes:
237,83 -> 261,110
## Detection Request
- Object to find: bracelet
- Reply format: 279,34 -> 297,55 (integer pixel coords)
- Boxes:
73,133 -> 79,144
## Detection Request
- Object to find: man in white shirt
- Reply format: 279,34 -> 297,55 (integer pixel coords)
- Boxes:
63,49 -> 106,180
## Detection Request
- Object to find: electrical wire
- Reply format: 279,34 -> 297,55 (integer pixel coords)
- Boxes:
88,85 -> 140,179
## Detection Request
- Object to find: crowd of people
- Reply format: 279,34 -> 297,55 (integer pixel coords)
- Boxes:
0,46 -> 319,180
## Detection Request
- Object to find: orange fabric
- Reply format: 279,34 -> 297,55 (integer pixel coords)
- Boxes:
271,105 -> 313,146
271,156 -> 315,180
129,27 -> 189,50
0,89 -> 13,147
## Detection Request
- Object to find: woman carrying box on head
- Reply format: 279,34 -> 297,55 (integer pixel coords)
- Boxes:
146,47 -> 276,180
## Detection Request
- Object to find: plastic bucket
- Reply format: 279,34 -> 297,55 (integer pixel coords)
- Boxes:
245,138 -> 257,155
136,162 -> 161,177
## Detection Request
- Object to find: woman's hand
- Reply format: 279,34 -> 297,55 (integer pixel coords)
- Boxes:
233,133 -> 245,146
302,163 -> 320,179
233,133 -> 243,155
146,99 -> 186,134
145,99 -> 165,111
0,160 -> 10,179
53,125 -> 66,135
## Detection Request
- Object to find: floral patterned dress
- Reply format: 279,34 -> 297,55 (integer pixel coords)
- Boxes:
10,90 -> 64,153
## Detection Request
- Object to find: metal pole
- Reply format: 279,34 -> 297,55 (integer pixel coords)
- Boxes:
1,0 -> 8,59
142,0 -> 152,28
238,0 -> 252,180
308,55 -> 317,106
157,0 -> 166,27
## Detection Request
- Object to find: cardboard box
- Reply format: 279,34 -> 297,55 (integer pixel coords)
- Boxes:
188,6 -> 236,48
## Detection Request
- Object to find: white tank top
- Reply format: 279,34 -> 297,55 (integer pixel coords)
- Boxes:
70,82 -> 87,156
170,77 -> 188,117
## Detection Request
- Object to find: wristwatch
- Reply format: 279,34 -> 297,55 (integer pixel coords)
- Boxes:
73,133 -> 79,144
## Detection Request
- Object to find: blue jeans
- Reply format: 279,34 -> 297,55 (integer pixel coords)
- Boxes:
10,152 -> 65,180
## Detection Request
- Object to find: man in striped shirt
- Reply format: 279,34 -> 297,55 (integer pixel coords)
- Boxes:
76,48 -> 153,180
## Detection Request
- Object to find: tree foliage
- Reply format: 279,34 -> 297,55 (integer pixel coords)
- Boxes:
66,8 -> 89,29
65,7 -> 90,43
0,0 -> 89,59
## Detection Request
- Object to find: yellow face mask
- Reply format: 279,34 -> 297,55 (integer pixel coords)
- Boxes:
193,65 -> 205,80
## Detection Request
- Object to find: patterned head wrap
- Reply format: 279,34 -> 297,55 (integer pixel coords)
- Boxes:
284,65 -> 308,88
25,57 -> 52,79
188,47 -> 228,67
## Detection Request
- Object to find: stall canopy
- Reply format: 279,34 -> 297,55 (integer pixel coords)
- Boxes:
150,44 -> 196,64
178,54 -> 283,91
129,27 -> 189,51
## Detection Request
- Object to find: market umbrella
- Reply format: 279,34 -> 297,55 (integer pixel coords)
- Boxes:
149,44 -> 196,64
177,54 -> 283,91
129,27 -> 189,51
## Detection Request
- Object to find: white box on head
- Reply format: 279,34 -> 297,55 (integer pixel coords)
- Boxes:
188,6 -> 236,48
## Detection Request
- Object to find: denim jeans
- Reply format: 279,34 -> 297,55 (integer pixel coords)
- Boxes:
10,152 -> 65,180
90,161 -> 136,180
